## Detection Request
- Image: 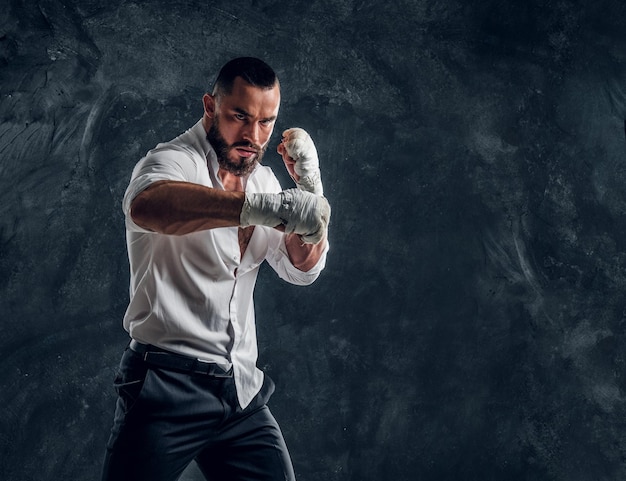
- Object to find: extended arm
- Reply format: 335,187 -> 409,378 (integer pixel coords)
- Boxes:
130,180 -> 246,235
130,179 -> 329,272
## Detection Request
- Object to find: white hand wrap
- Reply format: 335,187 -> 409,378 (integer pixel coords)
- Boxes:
240,189 -> 330,244
282,128 -> 324,196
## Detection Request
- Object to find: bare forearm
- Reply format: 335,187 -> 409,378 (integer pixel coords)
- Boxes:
130,180 -> 245,235
285,233 -> 327,272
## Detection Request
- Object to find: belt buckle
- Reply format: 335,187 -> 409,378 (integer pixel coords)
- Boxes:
195,359 -> 231,378
193,359 -> 217,377
213,367 -> 232,378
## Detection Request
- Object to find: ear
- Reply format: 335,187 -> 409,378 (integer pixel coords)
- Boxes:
203,93 -> 216,118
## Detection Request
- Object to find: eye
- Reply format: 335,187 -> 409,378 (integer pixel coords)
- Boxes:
235,113 -> 246,121
260,119 -> 273,127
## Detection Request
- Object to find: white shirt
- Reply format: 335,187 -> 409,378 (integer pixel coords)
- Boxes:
121,120 -> 328,408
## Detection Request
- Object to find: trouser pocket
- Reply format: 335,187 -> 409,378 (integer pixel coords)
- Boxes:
113,347 -> 149,415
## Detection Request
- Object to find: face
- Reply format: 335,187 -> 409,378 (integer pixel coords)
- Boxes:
204,76 -> 280,176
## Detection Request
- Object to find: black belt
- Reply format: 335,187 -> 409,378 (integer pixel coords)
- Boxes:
129,340 -> 233,378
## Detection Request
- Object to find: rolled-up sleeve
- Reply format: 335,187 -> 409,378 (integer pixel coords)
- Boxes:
122,146 -> 200,232
265,232 -> 329,286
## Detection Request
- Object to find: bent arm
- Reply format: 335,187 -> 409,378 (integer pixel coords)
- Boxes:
130,180 -> 246,235
284,233 -> 327,272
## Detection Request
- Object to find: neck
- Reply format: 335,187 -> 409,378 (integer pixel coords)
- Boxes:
218,168 -> 245,192
202,114 -> 211,134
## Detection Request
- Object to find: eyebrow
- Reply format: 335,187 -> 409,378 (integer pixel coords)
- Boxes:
233,107 -> 277,122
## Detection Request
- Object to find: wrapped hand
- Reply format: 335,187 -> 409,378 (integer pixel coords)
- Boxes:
240,189 -> 330,244
278,128 -> 324,196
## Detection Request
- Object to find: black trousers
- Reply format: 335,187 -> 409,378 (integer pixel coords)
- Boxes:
101,345 -> 296,481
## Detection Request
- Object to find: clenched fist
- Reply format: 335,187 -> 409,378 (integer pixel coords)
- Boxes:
240,189 -> 330,244
278,128 -> 324,196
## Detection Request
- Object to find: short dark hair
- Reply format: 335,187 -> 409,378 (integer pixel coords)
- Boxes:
212,57 -> 279,97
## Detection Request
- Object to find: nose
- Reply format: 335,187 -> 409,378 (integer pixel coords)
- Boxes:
242,122 -> 260,146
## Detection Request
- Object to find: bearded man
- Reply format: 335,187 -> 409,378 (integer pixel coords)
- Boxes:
101,57 -> 330,481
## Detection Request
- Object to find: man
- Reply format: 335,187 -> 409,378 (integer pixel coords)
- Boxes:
102,57 -> 330,481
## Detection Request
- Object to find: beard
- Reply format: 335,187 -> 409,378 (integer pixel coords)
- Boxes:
206,115 -> 266,177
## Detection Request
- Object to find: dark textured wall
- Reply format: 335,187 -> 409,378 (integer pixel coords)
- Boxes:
2,1 -> 626,480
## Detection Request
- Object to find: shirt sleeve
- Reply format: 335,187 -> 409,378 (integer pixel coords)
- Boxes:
265,232 -> 329,286
122,145 -> 200,232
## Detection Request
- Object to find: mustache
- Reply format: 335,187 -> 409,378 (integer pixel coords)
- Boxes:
231,141 -> 263,152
